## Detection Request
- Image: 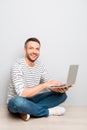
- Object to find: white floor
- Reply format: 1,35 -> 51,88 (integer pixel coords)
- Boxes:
0,105 -> 87,130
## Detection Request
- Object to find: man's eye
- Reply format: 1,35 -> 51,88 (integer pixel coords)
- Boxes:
29,47 -> 33,49
36,48 -> 40,50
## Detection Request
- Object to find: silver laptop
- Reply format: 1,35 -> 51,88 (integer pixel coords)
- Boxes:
54,65 -> 79,88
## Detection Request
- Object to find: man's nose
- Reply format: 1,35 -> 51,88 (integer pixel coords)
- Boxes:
33,49 -> 37,53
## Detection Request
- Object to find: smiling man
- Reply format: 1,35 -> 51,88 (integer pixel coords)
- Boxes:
7,37 -> 68,121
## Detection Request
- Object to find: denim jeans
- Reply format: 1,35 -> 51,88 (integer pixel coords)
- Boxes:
7,91 -> 67,117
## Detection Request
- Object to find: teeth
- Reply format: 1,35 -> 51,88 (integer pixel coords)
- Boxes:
32,55 -> 37,57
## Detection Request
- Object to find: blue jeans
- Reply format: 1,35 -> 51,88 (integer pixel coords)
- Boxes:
7,91 -> 67,117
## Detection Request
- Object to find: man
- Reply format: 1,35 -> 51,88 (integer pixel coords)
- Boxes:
7,37 -> 70,121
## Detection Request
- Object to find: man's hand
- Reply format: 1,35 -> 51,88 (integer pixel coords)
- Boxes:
46,80 -> 63,87
45,80 -> 73,93
50,85 -> 72,93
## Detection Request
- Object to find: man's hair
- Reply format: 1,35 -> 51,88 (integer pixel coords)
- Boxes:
24,37 -> 40,48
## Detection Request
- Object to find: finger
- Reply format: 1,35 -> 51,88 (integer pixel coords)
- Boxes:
58,88 -> 68,92
57,88 -> 65,93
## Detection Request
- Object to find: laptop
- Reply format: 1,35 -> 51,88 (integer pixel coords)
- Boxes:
54,65 -> 79,88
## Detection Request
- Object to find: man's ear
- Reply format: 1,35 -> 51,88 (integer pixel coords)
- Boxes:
24,47 -> 26,55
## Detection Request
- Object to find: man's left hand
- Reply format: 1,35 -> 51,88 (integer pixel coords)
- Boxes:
50,85 -> 72,93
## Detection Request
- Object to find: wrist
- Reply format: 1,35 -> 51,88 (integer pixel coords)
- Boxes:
42,82 -> 49,89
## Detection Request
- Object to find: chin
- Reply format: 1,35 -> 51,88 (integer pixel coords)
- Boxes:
30,58 -> 37,62
31,57 -> 38,61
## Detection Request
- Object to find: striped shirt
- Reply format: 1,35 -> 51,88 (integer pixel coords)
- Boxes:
7,58 -> 50,103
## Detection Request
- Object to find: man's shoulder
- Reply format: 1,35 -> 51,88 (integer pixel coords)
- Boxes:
12,57 -> 24,68
35,59 -> 44,67
35,59 -> 41,65
35,59 -> 47,71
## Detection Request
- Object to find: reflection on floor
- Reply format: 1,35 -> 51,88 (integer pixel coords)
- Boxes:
0,105 -> 87,130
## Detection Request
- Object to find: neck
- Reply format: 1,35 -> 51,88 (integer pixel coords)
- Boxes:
25,57 -> 34,67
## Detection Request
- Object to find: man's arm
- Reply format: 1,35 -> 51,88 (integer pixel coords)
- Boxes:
20,82 -> 47,97
20,80 -> 68,97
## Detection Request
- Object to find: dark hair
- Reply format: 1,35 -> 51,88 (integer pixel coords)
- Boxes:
24,37 -> 40,48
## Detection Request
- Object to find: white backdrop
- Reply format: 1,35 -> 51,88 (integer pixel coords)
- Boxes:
0,0 -> 87,106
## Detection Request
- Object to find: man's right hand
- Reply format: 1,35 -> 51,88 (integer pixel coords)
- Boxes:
49,85 -> 73,93
45,80 -> 63,88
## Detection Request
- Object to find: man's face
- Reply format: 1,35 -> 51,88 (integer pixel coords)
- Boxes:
24,41 -> 40,62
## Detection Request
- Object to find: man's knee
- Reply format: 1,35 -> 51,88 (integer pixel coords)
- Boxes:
62,92 -> 67,101
55,92 -> 67,102
8,96 -> 25,109
63,93 -> 67,100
